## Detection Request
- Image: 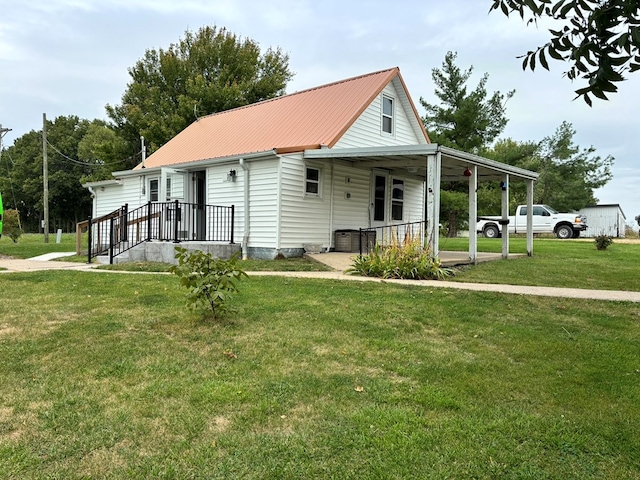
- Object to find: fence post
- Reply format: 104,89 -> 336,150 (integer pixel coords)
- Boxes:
109,217 -> 114,264
173,199 -> 180,243
87,215 -> 92,264
146,201 -> 152,241
122,203 -> 128,242
230,205 -> 235,244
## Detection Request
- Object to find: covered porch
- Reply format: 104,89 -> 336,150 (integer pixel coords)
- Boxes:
304,144 -> 539,264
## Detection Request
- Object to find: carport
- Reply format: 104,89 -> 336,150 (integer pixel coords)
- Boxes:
304,144 -> 540,263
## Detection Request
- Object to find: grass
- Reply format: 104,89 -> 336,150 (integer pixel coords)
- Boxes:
0,234 -> 333,272
1,271 -> 639,478
0,233 -> 77,259
443,237 -> 640,291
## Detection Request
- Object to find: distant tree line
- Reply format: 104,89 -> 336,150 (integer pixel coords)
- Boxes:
0,26 -> 293,232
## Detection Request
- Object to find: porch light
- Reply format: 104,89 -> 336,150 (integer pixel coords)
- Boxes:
227,169 -> 237,182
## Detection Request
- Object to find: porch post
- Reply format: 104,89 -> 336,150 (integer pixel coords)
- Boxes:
468,165 -> 478,265
501,174 -> 509,259
526,179 -> 534,256
425,152 -> 441,256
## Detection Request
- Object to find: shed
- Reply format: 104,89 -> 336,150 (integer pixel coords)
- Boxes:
579,204 -> 626,238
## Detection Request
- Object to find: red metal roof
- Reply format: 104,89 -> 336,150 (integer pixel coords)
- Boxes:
137,67 -> 428,169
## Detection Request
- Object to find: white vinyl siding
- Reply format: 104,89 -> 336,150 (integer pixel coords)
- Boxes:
331,164 -> 371,231
207,164 -> 245,242
279,155 -> 331,249
401,176 -> 426,224
247,159 -> 279,248
334,80 -> 426,149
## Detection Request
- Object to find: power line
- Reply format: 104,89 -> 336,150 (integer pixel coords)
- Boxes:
44,138 -> 142,168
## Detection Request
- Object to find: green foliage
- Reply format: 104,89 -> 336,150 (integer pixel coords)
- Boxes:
594,233 -> 614,251
421,51 -> 514,236
481,122 -> 614,212
490,0 -> 640,105
2,209 -> 22,243
169,246 -> 248,319
420,51 -> 514,152
347,235 -> 455,280
77,121 -> 134,179
106,25 -> 294,154
0,116 -> 100,232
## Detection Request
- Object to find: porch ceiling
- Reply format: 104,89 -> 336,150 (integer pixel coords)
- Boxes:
304,144 -> 539,182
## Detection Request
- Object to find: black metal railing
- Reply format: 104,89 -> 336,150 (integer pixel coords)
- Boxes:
86,201 -> 234,263
358,221 -> 426,255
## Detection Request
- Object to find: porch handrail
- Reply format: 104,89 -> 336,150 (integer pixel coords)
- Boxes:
83,201 -> 235,264
359,221 -> 426,255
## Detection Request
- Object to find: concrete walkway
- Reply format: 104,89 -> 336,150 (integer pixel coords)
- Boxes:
1,253 -> 639,303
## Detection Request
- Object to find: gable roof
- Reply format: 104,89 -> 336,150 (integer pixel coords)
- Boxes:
136,67 -> 429,169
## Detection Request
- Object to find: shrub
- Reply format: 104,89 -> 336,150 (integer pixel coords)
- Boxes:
3,209 -> 23,243
169,247 -> 248,319
347,233 -> 454,280
594,234 -> 613,251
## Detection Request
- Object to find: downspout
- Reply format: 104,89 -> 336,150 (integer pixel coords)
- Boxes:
239,158 -> 250,259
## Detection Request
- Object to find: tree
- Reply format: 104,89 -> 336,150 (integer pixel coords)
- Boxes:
106,25 -> 294,154
482,122 -> 614,212
0,116 -> 98,232
421,51 -> 514,152
77,121 -> 133,180
421,51 -> 515,235
490,0 -> 640,105
532,121 -> 613,210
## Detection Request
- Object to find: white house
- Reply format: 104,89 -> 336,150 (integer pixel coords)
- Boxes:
84,67 -> 539,263
579,204 -> 627,238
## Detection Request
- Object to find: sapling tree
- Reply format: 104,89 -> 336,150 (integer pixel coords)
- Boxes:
169,247 -> 248,320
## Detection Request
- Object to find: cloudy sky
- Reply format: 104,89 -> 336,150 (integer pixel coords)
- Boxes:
1,0 -> 638,224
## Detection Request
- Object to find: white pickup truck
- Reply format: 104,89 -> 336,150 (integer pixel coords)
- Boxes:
477,204 -> 588,239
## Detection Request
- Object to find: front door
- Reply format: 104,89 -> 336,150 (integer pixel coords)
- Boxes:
370,171 -> 388,228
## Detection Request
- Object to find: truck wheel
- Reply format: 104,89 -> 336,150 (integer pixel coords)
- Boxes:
556,224 -> 573,239
483,224 -> 500,238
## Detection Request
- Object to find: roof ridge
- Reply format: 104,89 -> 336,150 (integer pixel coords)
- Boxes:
197,67 -> 399,121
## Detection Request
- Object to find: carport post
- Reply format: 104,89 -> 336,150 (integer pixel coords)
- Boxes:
426,152 -> 441,256
501,174 -> 509,259
526,180 -> 534,256
468,165 -> 478,265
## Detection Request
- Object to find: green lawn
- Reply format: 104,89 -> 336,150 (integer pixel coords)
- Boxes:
1,271 -> 639,479
0,233 -> 77,259
444,237 -> 640,291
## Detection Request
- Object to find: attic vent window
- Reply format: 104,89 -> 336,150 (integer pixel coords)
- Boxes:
382,95 -> 394,134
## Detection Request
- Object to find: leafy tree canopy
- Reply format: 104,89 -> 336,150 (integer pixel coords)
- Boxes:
490,0 -> 640,105
106,25 -> 294,154
483,122 -> 614,211
0,116 -> 102,231
421,51 -> 515,153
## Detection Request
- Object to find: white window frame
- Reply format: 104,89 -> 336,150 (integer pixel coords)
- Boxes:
381,95 -> 394,135
304,166 -> 322,197
391,177 -> 404,221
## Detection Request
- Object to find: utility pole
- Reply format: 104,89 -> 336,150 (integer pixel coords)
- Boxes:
43,113 -> 49,243
0,124 -> 12,160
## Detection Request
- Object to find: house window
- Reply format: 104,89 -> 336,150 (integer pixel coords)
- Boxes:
305,167 -> 321,196
149,178 -> 159,202
391,178 -> 404,221
382,95 -> 394,134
